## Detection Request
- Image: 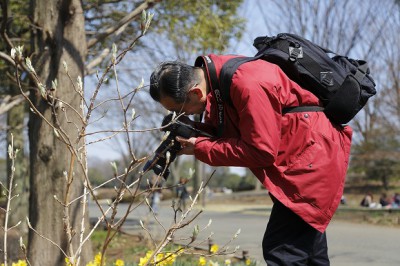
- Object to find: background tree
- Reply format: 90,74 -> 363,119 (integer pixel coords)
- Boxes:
26,0 -> 94,264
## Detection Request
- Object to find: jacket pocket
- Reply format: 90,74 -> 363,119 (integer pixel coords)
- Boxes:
284,139 -> 321,175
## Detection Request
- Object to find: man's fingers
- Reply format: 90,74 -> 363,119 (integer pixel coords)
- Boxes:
176,136 -> 188,145
176,136 -> 195,155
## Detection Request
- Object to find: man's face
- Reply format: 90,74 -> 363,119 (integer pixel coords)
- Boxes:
159,91 -> 206,115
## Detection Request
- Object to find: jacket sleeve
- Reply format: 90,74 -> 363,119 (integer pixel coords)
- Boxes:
194,69 -> 282,168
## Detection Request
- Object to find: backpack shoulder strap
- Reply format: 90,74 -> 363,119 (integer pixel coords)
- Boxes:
219,55 -> 263,106
194,56 -> 225,136
195,56 -> 220,96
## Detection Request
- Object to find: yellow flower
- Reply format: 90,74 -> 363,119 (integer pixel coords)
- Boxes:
138,251 -> 153,266
245,258 -> 252,265
65,257 -> 73,266
12,260 -> 27,266
224,259 -> 231,265
210,244 -> 219,254
94,252 -> 103,265
198,256 -> 207,266
156,252 -> 164,263
162,252 -> 177,266
114,259 -> 124,266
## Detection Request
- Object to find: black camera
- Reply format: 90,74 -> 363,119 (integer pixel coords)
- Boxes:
142,113 -> 212,179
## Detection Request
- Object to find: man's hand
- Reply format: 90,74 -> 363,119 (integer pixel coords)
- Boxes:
176,136 -> 197,155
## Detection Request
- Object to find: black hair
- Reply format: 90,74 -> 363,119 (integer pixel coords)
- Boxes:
149,61 -> 201,103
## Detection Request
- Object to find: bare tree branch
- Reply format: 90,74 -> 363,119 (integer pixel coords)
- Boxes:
85,48 -> 110,75
0,93 -> 28,115
86,0 -> 160,49
0,51 -> 15,65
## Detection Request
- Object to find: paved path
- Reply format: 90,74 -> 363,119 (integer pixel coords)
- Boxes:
89,200 -> 400,265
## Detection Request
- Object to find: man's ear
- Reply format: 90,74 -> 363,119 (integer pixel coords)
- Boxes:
188,87 -> 204,101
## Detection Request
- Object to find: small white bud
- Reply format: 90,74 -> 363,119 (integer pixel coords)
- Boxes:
11,48 -> 16,60
143,12 -> 154,34
131,108 -> 136,120
207,219 -> 212,227
63,61 -> 68,72
38,83 -> 46,98
54,128 -> 60,138
110,161 -> 117,173
11,46 -> 24,61
234,228 -> 241,238
16,46 -> 24,56
51,79 -> 58,91
192,225 -> 199,238
25,57 -> 35,73
77,76 -> 83,92
138,78 -> 144,90
141,10 -> 147,25
19,237 -> 25,249
8,144 -> 12,159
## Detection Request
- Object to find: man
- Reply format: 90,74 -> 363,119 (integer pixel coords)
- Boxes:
149,54 -> 352,265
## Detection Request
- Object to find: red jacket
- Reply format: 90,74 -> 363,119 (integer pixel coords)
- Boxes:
193,54 -> 352,232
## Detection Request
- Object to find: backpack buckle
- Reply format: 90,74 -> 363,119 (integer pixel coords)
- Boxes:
289,46 -> 303,61
320,72 -> 334,86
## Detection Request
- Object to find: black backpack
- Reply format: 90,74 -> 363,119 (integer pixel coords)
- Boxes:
208,33 -> 376,128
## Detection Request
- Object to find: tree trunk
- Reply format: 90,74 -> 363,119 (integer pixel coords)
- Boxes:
28,0 -> 92,265
6,99 -> 29,233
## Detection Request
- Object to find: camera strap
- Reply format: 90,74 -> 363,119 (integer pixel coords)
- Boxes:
195,56 -> 225,137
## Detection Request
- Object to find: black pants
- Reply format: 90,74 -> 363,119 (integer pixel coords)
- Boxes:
262,201 -> 330,266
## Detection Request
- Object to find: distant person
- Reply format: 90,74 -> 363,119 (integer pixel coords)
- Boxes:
379,193 -> 391,208
176,177 -> 189,211
392,192 -> 400,208
360,193 -> 375,208
340,195 -> 347,205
